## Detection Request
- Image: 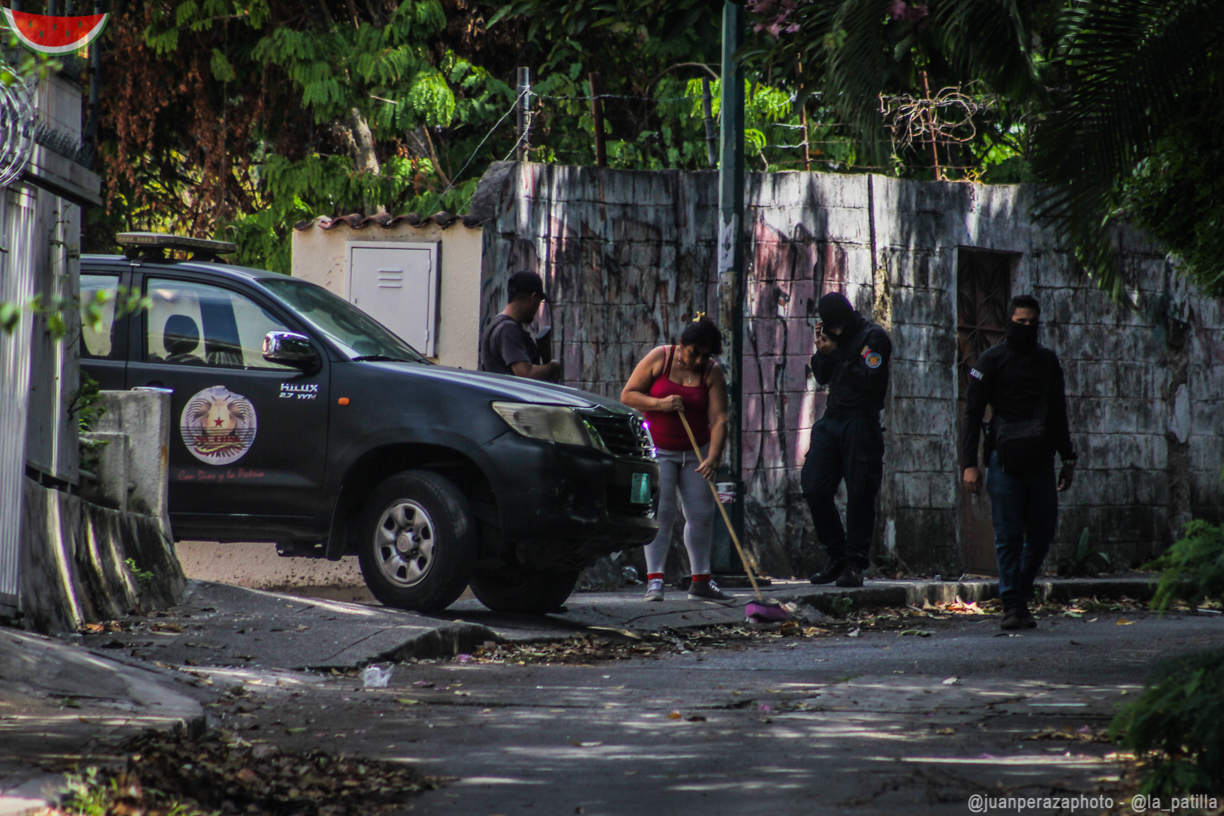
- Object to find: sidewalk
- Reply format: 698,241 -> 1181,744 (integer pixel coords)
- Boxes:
0,573 -> 1156,814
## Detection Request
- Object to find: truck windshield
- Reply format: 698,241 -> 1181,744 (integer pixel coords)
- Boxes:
261,278 -> 430,363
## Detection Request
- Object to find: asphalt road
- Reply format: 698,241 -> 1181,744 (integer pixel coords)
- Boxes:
200,609 -> 1223,816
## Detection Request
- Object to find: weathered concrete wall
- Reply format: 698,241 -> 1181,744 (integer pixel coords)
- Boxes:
292,214 -> 484,370
475,163 -> 1224,578
18,478 -> 186,634
82,390 -> 172,539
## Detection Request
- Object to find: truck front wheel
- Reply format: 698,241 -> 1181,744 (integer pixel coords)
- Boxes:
358,471 -> 476,612
468,567 -> 580,614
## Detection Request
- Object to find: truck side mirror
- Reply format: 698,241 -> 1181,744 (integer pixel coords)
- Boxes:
263,331 -> 318,369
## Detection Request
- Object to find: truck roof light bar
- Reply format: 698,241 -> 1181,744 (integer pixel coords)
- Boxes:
116,232 -> 237,261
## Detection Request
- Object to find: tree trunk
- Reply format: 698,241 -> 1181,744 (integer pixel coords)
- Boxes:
345,108 -> 384,214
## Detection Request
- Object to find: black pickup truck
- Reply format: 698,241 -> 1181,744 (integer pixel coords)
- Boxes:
80,233 -> 659,613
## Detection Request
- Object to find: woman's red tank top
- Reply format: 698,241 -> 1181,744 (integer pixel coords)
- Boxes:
643,346 -> 711,452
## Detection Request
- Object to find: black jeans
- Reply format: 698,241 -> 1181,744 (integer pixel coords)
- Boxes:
800,415 -> 884,566
986,450 -> 1058,611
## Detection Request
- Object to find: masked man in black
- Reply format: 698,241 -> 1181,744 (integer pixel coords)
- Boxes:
802,292 -> 892,588
962,294 -> 1077,631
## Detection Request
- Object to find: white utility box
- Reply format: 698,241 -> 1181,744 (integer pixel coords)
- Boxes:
346,241 -> 440,356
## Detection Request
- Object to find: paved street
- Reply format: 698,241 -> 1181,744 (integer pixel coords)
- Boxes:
203,608 -> 1220,816
5,579 -> 1212,816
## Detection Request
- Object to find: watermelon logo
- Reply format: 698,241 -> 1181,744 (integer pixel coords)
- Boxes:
2,8 -> 108,54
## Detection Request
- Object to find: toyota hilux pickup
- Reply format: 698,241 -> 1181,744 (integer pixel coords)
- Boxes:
79,233 -> 659,613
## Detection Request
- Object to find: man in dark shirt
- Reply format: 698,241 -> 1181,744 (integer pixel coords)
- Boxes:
479,270 -> 561,380
962,294 -> 1077,631
802,292 -> 892,588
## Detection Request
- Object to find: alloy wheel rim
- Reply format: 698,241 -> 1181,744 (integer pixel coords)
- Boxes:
373,500 -> 436,588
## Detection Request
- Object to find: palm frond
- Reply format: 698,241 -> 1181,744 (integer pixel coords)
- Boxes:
1031,0 -> 1224,302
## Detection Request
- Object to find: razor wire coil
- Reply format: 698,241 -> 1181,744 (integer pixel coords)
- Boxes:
0,64 -> 36,189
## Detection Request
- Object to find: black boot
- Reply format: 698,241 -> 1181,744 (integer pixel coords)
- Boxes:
809,558 -> 847,585
835,564 -> 864,588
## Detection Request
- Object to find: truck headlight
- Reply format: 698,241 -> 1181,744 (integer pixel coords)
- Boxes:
491,403 -> 593,448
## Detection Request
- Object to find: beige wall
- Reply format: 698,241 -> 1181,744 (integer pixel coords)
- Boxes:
292,221 -> 483,370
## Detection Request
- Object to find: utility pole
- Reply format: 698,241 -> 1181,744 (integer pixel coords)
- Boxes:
589,72 -> 607,167
701,77 -> 717,168
712,0 -> 747,578
516,67 -> 531,162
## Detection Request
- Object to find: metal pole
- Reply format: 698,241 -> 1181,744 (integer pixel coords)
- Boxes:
84,0 -> 102,157
589,72 -> 607,167
515,67 -> 531,163
701,77 -> 717,168
798,60 -> 811,172
713,0 -> 746,576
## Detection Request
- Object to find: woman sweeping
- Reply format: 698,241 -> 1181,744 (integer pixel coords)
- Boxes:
621,316 -> 731,602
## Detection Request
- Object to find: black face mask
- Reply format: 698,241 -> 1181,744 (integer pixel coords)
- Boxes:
1006,319 -> 1039,350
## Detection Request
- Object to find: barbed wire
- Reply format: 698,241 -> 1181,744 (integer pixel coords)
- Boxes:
535,92 -> 695,103
442,87 -> 530,194
879,85 -> 991,152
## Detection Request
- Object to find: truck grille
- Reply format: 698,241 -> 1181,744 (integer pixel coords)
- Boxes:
579,409 -> 654,460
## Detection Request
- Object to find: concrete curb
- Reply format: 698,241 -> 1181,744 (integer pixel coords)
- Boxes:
791,576 -> 1157,615
316,621 -> 502,668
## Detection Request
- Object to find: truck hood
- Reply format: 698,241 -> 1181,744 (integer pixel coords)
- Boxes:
351,361 -> 630,412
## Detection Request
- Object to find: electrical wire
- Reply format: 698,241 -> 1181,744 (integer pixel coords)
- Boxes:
442,88 -> 529,194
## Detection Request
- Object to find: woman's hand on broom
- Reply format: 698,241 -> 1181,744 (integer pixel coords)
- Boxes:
695,456 -> 718,480
655,394 -> 684,412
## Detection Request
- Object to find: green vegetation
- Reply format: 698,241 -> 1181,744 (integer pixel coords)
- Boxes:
124,558 -> 156,587
58,766 -> 215,816
1055,527 -> 1112,578
1109,519 -> 1224,795
67,0 -> 1224,293
1147,520 -> 1224,613
1111,647 -> 1224,797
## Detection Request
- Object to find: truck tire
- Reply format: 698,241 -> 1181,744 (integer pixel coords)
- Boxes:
468,567 -> 581,614
358,470 -> 476,613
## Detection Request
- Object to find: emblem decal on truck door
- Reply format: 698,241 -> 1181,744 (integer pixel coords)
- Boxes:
181,386 -> 258,465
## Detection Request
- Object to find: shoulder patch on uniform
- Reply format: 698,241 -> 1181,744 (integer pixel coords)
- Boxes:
865,351 -> 883,369
970,368 -> 983,380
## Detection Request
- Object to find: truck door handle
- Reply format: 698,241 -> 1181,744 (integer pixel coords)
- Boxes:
133,384 -> 174,394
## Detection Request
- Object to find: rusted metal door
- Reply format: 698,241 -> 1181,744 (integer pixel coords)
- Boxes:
956,248 -> 1012,574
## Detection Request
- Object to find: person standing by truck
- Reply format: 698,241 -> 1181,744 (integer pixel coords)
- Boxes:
961,295 -> 1077,631
480,270 -> 562,380
803,292 -> 892,589
621,316 -> 732,602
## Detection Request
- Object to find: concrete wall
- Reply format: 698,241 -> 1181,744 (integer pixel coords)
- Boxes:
291,215 -> 484,370
474,162 -> 1224,578
18,478 -> 186,634
81,390 -> 173,539
16,389 -> 183,634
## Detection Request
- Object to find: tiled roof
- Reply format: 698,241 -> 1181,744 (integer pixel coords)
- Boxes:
292,212 -> 484,231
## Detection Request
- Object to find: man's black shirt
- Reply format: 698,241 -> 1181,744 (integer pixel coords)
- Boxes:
961,337 -> 1076,468
811,313 -> 892,414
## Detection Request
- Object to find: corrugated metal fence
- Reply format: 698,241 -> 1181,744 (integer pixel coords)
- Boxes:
0,185 -> 37,605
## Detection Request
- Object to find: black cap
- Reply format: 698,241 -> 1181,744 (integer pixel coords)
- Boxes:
508,270 -> 548,301
817,292 -> 854,327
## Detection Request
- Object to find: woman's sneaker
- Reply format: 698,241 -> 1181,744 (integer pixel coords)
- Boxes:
687,578 -> 733,602
643,578 -> 665,602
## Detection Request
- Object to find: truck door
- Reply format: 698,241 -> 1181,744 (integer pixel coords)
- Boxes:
125,274 -> 329,520
79,270 -> 130,391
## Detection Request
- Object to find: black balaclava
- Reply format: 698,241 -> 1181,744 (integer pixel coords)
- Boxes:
1005,318 -> 1039,351
817,293 -> 855,335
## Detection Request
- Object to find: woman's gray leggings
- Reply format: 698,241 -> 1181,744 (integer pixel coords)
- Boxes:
645,445 -> 714,576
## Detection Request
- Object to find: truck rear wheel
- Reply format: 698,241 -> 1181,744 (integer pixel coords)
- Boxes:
468,567 -> 580,614
358,470 -> 476,613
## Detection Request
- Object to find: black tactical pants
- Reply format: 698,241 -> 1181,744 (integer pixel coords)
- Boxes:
800,413 -> 884,566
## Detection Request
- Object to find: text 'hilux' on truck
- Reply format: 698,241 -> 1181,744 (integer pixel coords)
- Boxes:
80,233 -> 660,613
